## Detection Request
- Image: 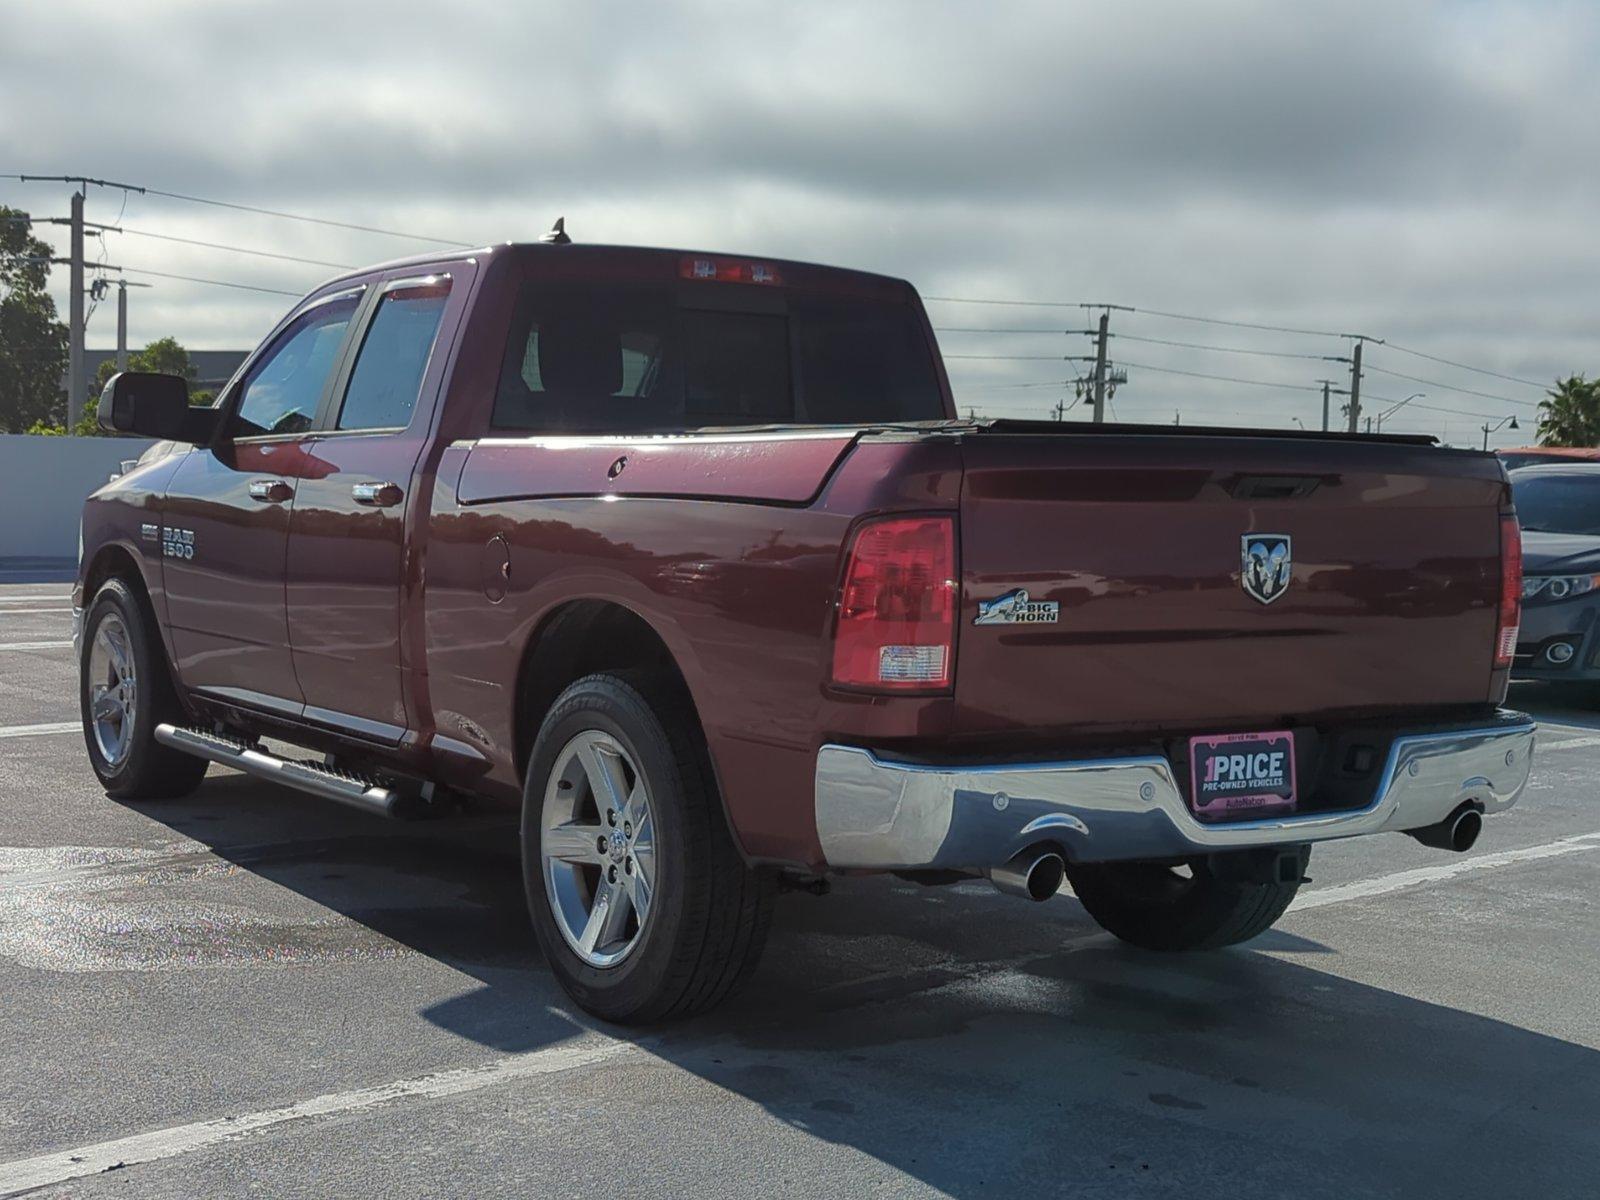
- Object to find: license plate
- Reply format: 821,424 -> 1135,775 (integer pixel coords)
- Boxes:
1188,730 -> 1297,822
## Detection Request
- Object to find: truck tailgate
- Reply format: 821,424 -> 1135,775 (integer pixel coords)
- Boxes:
954,432 -> 1507,738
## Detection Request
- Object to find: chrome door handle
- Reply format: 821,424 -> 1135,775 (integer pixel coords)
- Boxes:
247,479 -> 292,503
352,481 -> 403,508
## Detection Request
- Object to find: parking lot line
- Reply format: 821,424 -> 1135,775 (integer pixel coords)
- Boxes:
1539,734 -> 1600,752
0,608 -> 73,616
0,1036 -> 635,1198
1291,830 -> 1600,911
0,641 -> 72,651
0,722 -> 79,740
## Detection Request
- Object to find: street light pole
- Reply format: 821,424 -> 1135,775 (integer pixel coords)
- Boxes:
1375,392 -> 1425,433
1480,415 -> 1520,450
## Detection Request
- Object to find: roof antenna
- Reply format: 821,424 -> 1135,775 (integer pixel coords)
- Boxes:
540,216 -> 571,245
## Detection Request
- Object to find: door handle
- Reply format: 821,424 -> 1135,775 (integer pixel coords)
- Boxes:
248,479 -> 292,503
352,481 -> 404,508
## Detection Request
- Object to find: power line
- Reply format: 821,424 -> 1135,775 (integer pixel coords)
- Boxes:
119,267 -> 302,297
90,223 -> 356,270
1127,305 -> 1360,340
5,172 -> 474,247
137,185 -> 474,248
943,353 -> 1085,361
926,295 -> 1360,339
1363,362 -> 1539,409
1113,360 -> 1324,392
1111,332 -> 1338,362
1381,340 -> 1550,390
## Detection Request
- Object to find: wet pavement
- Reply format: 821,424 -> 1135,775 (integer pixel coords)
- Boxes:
1,582 -> 1597,1198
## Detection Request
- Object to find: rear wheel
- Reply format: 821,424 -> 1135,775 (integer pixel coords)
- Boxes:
79,577 -> 208,800
522,670 -> 774,1023
1065,856 -> 1302,951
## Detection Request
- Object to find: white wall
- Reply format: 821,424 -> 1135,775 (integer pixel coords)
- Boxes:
0,435 -> 157,561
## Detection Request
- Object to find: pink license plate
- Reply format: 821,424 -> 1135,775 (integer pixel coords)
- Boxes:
1188,730 -> 1297,822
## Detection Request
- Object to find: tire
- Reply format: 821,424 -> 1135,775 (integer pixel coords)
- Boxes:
521,670 -> 775,1024
79,577 -> 209,800
1064,856 -> 1302,951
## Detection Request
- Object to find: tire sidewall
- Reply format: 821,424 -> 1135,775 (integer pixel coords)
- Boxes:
79,579 -> 160,793
521,676 -> 694,1019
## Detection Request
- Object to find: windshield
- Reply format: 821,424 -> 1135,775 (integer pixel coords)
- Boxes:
491,282 -> 946,433
1512,473 -> 1600,535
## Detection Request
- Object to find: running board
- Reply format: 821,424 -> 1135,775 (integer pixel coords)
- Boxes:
154,723 -> 420,818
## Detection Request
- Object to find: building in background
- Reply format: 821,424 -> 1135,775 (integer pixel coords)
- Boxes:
81,349 -> 249,396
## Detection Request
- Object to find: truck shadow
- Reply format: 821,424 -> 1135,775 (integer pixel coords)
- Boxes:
124,773 -> 1600,1200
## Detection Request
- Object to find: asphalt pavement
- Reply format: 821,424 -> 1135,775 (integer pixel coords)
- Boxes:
1,580 -> 1596,1198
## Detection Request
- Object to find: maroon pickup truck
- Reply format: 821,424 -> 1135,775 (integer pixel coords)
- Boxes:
76,241 -> 1535,1022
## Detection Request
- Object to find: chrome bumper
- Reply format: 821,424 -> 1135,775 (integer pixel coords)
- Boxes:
814,714 -> 1536,870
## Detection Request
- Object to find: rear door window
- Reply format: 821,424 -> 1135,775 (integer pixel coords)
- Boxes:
336,280 -> 451,431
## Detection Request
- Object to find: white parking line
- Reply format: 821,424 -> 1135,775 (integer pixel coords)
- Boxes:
1291,831 -> 1600,911
1538,734 -> 1600,752
0,641 -> 72,651
0,608 -> 73,616
0,1036 -> 633,1197
0,722 -> 79,740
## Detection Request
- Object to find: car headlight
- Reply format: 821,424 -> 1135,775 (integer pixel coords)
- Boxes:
1522,574 -> 1600,602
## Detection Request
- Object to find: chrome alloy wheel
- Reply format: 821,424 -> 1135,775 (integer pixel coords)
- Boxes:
87,611 -> 137,767
541,729 -> 657,968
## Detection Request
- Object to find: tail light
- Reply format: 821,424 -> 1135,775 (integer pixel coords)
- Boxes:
1495,513 -> 1522,669
680,256 -> 782,285
831,515 -> 957,692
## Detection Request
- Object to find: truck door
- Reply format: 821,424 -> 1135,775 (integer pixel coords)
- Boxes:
162,287 -> 365,717
284,273 -> 458,742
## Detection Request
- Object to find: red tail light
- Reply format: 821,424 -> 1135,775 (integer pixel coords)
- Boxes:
831,515 -> 957,692
1495,513 -> 1522,669
680,256 -> 782,285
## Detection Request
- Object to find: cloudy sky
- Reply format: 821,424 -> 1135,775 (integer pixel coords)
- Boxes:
4,0 -> 1596,446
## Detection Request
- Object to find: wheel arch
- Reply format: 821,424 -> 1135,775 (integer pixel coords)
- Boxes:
80,541 -> 184,701
510,598 -> 749,859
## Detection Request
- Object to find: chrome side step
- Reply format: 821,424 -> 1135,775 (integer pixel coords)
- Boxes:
154,723 -> 418,818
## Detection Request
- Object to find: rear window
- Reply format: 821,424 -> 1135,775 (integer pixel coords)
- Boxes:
1511,473 -> 1600,535
491,282 -> 944,433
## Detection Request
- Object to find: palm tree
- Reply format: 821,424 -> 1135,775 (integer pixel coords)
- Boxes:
1537,375 -> 1600,447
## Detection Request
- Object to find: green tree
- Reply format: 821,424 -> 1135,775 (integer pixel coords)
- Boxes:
1536,375 -> 1600,448
31,336 -> 214,437
0,207 -> 70,433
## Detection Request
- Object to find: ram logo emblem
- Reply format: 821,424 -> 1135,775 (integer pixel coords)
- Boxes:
1241,534 -> 1292,605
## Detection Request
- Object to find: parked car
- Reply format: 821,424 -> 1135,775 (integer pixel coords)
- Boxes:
76,241 -> 1535,1022
1508,462 -> 1600,681
1498,446 -> 1600,472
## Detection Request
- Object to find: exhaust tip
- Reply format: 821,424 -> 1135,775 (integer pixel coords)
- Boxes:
989,848 -> 1066,901
1450,807 -> 1483,853
1407,802 -> 1484,853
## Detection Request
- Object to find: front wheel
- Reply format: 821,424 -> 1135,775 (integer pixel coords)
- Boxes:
79,577 -> 209,800
522,671 -> 774,1024
1064,855 -> 1303,951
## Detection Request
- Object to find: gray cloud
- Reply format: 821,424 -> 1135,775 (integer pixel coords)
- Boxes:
3,0 -> 1594,444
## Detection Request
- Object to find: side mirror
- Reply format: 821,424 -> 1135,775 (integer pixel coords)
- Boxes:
97,372 -> 218,444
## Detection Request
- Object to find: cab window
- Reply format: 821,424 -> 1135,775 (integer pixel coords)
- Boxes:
230,293 -> 360,438
336,281 -> 452,431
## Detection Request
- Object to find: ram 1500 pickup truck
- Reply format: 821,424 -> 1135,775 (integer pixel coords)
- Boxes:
77,241 -> 1535,1023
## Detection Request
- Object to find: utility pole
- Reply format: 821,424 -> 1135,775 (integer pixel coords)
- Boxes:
68,188 -> 85,427
1091,310 -> 1109,424
114,280 -> 152,372
16,176 -> 145,425
1346,340 -> 1363,434
1320,381 -> 1331,431
116,280 -> 129,371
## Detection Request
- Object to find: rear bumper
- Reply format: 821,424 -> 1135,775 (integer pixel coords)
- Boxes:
813,712 -> 1536,870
